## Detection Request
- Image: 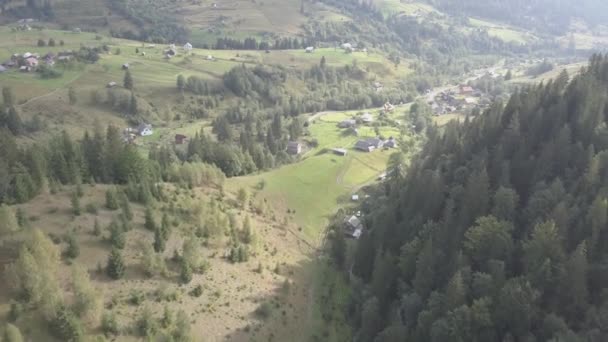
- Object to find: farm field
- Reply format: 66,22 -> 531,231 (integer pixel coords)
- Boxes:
468,18 -> 537,44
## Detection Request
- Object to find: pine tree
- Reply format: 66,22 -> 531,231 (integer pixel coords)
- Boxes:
153,226 -> 166,253
129,92 -> 138,114
179,259 -> 192,284
144,206 -> 156,231
68,87 -> 77,105
160,213 -> 170,241
177,75 -> 185,91
105,188 -> 119,210
242,216 -> 253,244
65,233 -> 80,259
71,192 -> 81,216
2,86 -> 15,107
120,192 -> 133,221
106,247 -> 125,280
108,220 -> 125,249
123,70 -> 134,90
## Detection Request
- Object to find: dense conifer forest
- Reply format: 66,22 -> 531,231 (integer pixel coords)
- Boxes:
334,55 -> 608,341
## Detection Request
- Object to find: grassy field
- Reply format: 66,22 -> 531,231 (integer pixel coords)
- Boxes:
468,18 -> 537,44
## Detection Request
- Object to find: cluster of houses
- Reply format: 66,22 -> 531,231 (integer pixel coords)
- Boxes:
122,124 -> 154,143
355,137 -> 397,152
304,42 -> 368,54
430,84 -> 481,116
163,42 -> 195,59
0,51 -> 73,73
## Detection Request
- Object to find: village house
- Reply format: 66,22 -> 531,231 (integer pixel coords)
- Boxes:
0,65 -> 6,73
351,194 -> 360,201
175,134 -> 187,145
24,57 -> 38,69
459,84 -> 474,95
338,119 -> 357,128
183,42 -> 193,51
287,141 -> 303,155
137,123 -> 153,136
332,148 -> 348,156
206,55 -> 214,60
107,82 -> 117,88
344,215 -> 363,239
122,63 -> 130,70
355,137 -> 384,152
373,81 -> 383,92
305,46 -> 315,53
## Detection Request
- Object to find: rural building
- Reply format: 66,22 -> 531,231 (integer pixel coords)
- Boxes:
344,215 -> 363,239
341,43 -> 353,50
355,137 -> 384,152
361,112 -> 373,123
122,63 -> 130,70
24,57 -> 38,68
165,49 -> 177,57
459,85 -> 474,95
464,97 -> 477,105
305,46 -> 315,53
175,134 -> 187,145
338,119 -> 356,128
287,141 -> 303,155
183,42 -> 193,51
137,123 -> 153,136
107,81 -> 117,88
332,148 -> 348,156
384,137 -> 398,148
0,65 -> 6,73
351,194 -> 359,201
206,55 -> 214,60
373,81 -> 383,92
23,52 -> 33,59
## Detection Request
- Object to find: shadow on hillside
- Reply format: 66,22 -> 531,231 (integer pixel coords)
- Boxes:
223,255 -> 324,342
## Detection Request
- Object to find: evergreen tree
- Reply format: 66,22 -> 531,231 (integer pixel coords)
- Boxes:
108,220 -> 125,249
71,191 -> 81,216
242,216 -> 253,244
65,233 -> 80,259
177,75 -> 185,91
2,86 -> 14,108
123,70 -> 134,90
179,259 -> 192,284
153,226 -> 166,253
0,204 -> 19,235
105,188 -> 119,210
144,206 -> 156,231
106,247 -> 125,280
119,193 -> 133,221
68,87 -> 77,105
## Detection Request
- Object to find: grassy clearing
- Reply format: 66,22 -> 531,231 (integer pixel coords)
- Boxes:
468,18 -> 536,44
228,109 -> 412,242
374,0 -> 440,16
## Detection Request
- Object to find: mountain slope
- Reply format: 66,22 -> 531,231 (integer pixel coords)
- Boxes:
340,55 -> 608,341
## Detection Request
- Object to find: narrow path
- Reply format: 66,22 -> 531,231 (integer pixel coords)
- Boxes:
18,72 -> 82,107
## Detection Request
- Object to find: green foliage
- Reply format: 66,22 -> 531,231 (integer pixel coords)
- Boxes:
123,70 -> 134,90
144,206 -> 156,231
179,259 -> 193,284
0,205 -> 19,235
346,55 -> 608,341
229,244 -> 249,263
119,192 -> 133,221
106,247 -> 125,280
105,188 -> 119,210
254,302 -> 273,320
65,233 -> 80,259
101,311 -> 119,337
49,306 -> 85,342
135,306 -> 157,338
153,226 -> 166,253
172,310 -> 192,342
108,220 -> 125,249
190,284 -> 203,297
71,192 -> 81,216
2,323 -> 23,342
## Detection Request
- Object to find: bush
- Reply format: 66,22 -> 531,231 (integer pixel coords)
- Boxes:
135,307 -> 157,337
86,203 -> 98,215
190,284 -> 203,297
101,311 -> 119,336
129,290 -> 145,306
254,302 -> 273,319
38,65 -> 63,79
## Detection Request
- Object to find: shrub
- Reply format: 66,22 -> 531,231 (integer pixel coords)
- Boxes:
86,203 -> 98,215
254,302 -> 273,320
101,311 -> 119,336
190,284 -> 203,297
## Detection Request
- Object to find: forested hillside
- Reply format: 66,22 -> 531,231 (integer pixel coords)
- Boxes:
338,55 -> 608,341
426,0 -> 608,34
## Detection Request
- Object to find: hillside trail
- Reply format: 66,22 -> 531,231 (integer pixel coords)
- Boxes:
18,72 -> 82,107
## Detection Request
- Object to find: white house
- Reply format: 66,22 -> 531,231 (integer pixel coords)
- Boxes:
137,123 -> 153,136
183,42 -> 193,51
351,194 -> 360,201
206,55 -> 214,60
305,46 -> 315,53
